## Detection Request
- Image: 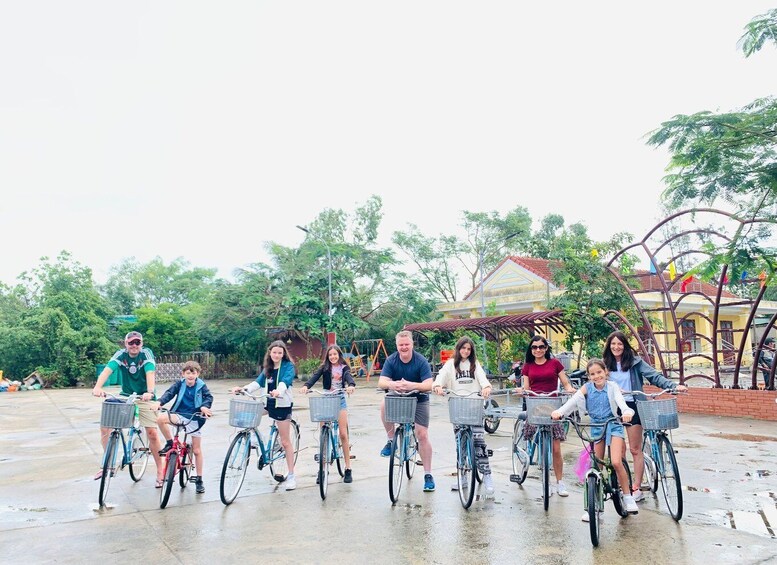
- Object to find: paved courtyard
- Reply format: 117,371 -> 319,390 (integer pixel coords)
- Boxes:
1,380 -> 776,564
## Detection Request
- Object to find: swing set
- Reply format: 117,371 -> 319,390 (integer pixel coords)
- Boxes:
346,339 -> 389,381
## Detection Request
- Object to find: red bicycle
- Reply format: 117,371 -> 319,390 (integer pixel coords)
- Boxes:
159,410 -> 205,509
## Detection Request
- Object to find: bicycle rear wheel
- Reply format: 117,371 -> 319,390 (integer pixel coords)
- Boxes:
389,427 -> 404,503
658,434 -> 683,521
405,427 -> 418,480
179,445 -> 193,488
319,428 -> 330,500
220,432 -> 251,506
511,419 -> 529,485
269,419 -> 300,482
540,429 -> 551,511
334,425 -> 345,478
159,452 -> 177,509
128,428 -> 149,482
457,429 -> 476,509
587,474 -> 600,547
98,433 -> 118,507
483,398 -> 500,434
610,457 -> 633,517
642,433 -> 658,494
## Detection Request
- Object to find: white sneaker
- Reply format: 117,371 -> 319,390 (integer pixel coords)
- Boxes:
451,482 -> 459,491
581,511 -> 602,522
556,481 -> 569,497
484,473 -> 495,496
632,489 -> 645,502
285,474 -> 297,491
623,494 -> 639,514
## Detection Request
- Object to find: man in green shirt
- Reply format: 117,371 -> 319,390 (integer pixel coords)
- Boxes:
92,331 -> 164,485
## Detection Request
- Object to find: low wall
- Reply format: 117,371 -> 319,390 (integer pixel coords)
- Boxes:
644,385 -> 777,422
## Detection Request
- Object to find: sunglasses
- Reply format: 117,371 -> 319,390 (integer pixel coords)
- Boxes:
531,344 -> 547,350
127,340 -> 142,346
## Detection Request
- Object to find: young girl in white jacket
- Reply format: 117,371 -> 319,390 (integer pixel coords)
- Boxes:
433,336 -> 494,496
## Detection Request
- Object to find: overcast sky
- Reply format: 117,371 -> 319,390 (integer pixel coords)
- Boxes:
2,1 -> 776,291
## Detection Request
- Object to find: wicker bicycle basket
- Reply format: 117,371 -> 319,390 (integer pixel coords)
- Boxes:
309,394 -> 342,422
100,401 -> 135,429
448,396 -> 485,426
385,395 -> 418,424
636,398 -> 679,430
229,397 -> 264,428
525,396 -> 564,425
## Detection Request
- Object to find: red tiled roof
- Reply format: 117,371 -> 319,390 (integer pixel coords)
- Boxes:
626,270 -> 737,299
462,256 -> 558,301
405,311 -> 567,340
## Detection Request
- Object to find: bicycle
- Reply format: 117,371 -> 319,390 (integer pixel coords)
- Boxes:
306,389 -> 346,500
510,390 -> 570,510
384,392 -> 421,504
158,409 -> 205,509
562,415 -> 634,547
445,390 -> 486,509
219,391 -> 301,505
97,393 -> 150,507
633,389 -> 684,521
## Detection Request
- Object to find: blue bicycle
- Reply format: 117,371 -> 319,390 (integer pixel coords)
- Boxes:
307,389 -> 346,500
384,392 -> 421,504
219,391 -> 300,505
445,390 -> 486,509
97,393 -> 150,507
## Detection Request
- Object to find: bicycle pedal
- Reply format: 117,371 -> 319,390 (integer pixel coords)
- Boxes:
273,474 -> 285,482
509,474 -> 521,483
487,449 -> 494,457
314,454 -> 320,462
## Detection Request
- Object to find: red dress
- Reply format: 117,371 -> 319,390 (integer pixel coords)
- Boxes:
521,358 -> 565,393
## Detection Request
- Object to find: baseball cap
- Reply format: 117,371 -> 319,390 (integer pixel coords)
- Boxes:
765,337 -> 775,345
125,331 -> 143,342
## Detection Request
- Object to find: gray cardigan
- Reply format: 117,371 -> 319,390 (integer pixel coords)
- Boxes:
627,358 -> 677,392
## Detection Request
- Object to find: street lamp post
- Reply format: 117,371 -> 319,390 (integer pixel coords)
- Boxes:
296,225 -> 332,325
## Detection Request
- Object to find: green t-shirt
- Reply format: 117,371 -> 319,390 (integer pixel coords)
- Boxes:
106,348 -> 157,398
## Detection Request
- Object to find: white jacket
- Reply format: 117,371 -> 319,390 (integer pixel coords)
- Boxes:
433,358 -> 490,395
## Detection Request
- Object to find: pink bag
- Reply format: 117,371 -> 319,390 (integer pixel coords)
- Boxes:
573,444 -> 592,482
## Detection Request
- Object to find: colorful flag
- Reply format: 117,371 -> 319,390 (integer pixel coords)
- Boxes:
649,260 -> 657,274
759,271 -> 767,288
668,262 -> 677,280
741,271 -> 748,281
722,273 -> 729,285
681,275 -> 694,292
590,248 -> 598,258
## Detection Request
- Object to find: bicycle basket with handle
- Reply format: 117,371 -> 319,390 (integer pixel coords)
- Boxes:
525,396 -> 565,425
448,396 -> 485,426
308,394 -> 342,422
101,401 -> 135,428
636,398 -> 679,430
385,395 -> 418,424
229,397 -> 264,428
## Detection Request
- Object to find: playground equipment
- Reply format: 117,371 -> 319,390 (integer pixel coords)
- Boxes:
349,339 -> 389,381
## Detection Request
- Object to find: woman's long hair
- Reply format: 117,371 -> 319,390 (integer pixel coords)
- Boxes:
453,336 -> 478,375
524,335 -> 551,364
602,331 -> 636,372
319,344 -> 344,373
263,340 -> 295,376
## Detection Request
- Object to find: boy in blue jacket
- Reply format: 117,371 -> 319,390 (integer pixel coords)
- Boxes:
156,361 -> 213,493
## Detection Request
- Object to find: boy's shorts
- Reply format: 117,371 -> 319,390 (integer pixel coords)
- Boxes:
167,414 -> 205,437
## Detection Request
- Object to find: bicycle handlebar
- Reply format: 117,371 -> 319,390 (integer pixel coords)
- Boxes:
631,389 -> 685,399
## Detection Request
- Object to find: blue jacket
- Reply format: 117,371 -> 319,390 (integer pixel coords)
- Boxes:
158,378 -> 213,424
255,360 -> 296,407
628,358 -> 677,392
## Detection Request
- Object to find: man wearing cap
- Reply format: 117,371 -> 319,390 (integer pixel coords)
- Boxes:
758,337 -> 776,388
92,331 -> 164,484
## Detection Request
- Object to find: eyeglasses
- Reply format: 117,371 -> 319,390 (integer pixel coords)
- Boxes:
128,340 -> 142,346
531,344 -> 547,350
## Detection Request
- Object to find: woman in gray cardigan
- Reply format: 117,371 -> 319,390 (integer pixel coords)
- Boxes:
602,331 -> 687,503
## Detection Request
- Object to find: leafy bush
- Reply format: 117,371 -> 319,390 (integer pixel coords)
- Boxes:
296,357 -> 322,378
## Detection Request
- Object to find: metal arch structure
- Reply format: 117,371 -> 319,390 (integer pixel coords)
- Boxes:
604,208 -> 776,390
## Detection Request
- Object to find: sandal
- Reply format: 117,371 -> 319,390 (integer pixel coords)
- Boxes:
155,479 -> 164,488
94,469 -> 103,481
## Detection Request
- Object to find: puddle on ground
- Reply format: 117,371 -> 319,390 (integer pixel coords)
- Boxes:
706,433 -> 777,442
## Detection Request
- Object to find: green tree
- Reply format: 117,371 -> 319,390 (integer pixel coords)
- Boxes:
123,303 -> 199,355
392,226 -> 461,302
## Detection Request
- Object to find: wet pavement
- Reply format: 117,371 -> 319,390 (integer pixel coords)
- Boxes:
1,381 -> 776,565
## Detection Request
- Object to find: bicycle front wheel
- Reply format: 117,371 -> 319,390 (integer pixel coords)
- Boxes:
159,452 -> 177,509
389,427 -> 405,503
457,429 -> 476,509
179,445 -> 193,488
587,474 -> 600,547
540,429 -> 551,511
319,427 -> 330,500
511,419 -> 529,485
610,457 -> 633,517
483,398 -> 500,434
334,424 -> 345,478
128,428 -> 149,482
642,433 -> 658,494
98,433 -> 118,507
658,434 -> 683,521
405,427 -> 419,479
220,432 -> 251,506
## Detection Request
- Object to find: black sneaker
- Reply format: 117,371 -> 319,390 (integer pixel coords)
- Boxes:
196,477 -> 205,494
344,469 -> 353,483
158,439 -> 173,456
